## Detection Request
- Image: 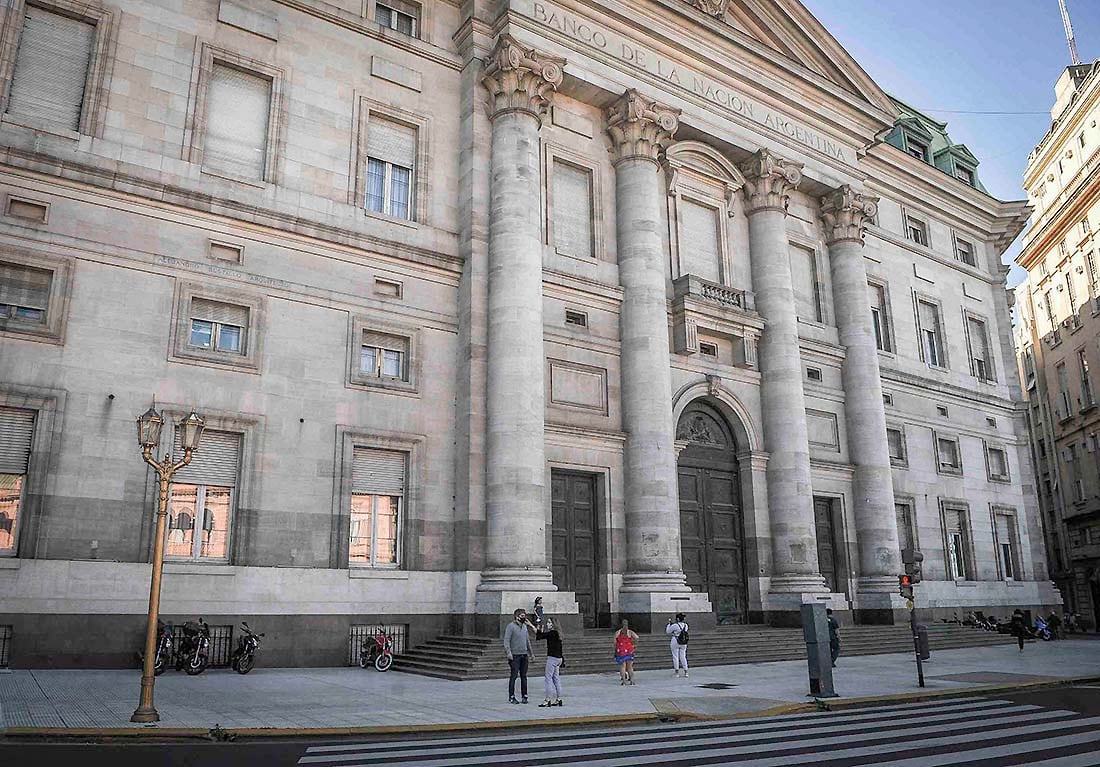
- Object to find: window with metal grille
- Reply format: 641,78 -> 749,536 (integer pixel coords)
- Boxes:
203,63 -> 272,182
189,298 -> 249,355
0,625 -> 11,668
365,117 -> 416,220
348,623 -> 408,665
349,448 -> 405,567
167,623 -> 234,667
6,6 -> 94,131
0,407 -> 34,555
0,262 -> 51,324
167,429 -> 240,562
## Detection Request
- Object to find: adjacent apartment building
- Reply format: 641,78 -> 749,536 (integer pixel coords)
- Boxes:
1015,61 -> 1100,627
0,0 -> 1056,667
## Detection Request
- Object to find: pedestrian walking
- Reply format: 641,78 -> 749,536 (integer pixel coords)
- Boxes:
531,596 -> 545,629
1011,608 -> 1027,652
614,620 -> 639,685
666,612 -> 690,677
826,608 -> 840,667
535,616 -> 565,707
503,608 -> 534,704
1048,612 -> 1062,640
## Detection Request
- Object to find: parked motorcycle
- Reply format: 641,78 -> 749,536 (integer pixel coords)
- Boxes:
359,630 -> 394,672
153,620 -> 174,676
1033,616 -> 1054,641
231,622 -> 264,674
175,618 -> 211,675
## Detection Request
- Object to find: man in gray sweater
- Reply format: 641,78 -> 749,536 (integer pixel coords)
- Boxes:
503,608 -> 535,704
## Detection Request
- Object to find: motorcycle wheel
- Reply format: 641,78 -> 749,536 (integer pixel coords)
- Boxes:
358,652 -> 370,670
374,653 -> 393,672
154,653 -> 168,677
235,654 -> 255,674
185,653 -> 208,676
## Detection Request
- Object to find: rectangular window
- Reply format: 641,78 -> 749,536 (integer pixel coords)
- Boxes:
895,502 -> 916,553
1080,132 -> 1087,149
203,64 -> 272,182
699,341 -> 719,358
986,445 -> 1009,481
364,117 -> 416,220
166,429 -> 240,562
954,165 -> 975,186
994,513 -> 1020,580
1086,251 -> 1099,295
375,1 -> 418,36
1083,217 -> 1092,237
954,236 -> 977,267
917,299 -> 945,368
680,199 -> 722,283
1043,288 -> 1057,330
868,281 -> 892,352
966,316 -> 994,382
360,330 -> 409,381
0,261 -> 51,325
942,506 -> 972,580
1057,363 -> 1072,417
936,435 -> 962,474
886,427 -> 907,466
0,407 -> 34,555
906,137 -> 928,161
789,244 -> 822,323
189,298 -> 248,355
6,6 -> 94,131
906,216 -> 929,247
349,447 -> 405,567
1038,438 -> 1047,458
1067,273 -> 1079,314
552,160 -> 594,260
564,309 -> 588,327
1023,346 -> 1036,382
1080,349 -> 1095,407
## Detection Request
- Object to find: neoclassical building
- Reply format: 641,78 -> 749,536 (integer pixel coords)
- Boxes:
0,0 -> 1057,665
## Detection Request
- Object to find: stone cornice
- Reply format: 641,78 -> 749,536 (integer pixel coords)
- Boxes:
739,148 -> 802,214
605,89 -> 680,166
480,34 -> 565,122
820,184 -> 878,246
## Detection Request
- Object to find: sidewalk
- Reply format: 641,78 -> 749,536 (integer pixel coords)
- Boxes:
3,640 -> 1100,734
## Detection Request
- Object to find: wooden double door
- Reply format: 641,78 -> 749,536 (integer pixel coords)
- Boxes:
551,471 -> 600,628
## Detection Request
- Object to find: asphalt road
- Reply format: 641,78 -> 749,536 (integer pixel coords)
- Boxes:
4,686 -> 1100,766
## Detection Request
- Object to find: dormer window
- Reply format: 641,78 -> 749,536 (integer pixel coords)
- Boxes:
906,137 -> 929,162
954,165 -> 975,186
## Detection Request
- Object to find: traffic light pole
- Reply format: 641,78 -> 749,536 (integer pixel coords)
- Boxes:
909,600 -> 925,688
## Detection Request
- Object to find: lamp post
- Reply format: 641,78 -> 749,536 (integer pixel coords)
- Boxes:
131,403 -> 204,723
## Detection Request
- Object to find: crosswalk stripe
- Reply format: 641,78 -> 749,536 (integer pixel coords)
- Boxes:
815,731 -> 1100,767
298,710 -> 1095,767
1010,752 -> 1100,767
297,705 -> 1066,764
303,697 -> 1020,755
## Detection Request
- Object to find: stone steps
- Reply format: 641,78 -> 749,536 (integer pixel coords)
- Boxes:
393,624 -> 1015,680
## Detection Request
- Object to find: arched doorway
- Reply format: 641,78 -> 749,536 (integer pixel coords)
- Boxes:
676,401 -> 747,624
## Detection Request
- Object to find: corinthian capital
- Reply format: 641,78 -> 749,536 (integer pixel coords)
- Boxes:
820,185 -> 879,246
606,89 -> 680,165
481,34 -> 565,122
738,149 -> 803,214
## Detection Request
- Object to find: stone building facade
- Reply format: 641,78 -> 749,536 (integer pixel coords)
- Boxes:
1014,62 -> 1100,629
0,0 -> 1057,666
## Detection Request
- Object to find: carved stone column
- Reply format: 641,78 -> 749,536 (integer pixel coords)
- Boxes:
608,90 -> 712,629
476,36 -> 575,626
740,149 -> 828,611
821,186 -> 904,622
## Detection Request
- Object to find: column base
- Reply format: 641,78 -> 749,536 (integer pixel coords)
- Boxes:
763,576 -> 846,627
618,573 -> 713,633
475,573 -> 579,635
852,576 -> 910,625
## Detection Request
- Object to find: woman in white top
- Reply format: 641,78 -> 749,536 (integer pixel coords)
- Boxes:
666,612 -> 689,678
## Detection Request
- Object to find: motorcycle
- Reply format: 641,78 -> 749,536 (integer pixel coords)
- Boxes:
153,620 -> 173,676
359,630 -> 394,672
1033,616 -> 1054,641
175,618 -> 211,675
230,621 -> 264,675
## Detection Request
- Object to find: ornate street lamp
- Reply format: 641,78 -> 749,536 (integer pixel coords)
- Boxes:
131,402 -> 204,723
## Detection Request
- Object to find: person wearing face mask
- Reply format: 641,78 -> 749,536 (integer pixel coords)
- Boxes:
535,616 -> 565,707
503,608 -> 535,704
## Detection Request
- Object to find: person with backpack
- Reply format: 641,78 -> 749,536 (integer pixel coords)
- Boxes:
535,616 -> 565,707
613,619 -> 639,685
666,613 -> 690,677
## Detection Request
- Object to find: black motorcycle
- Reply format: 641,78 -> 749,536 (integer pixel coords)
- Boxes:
153,620 -> 173,677
230,622 -> 264,675
175,618 -> 211,675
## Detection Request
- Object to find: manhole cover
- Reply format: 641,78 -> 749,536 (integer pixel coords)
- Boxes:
697,683 -> 738,690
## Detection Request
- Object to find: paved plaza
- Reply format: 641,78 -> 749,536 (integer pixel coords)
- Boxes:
2,641 -> 1099,733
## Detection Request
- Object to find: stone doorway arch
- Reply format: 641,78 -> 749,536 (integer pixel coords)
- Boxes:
676,400 -> 748,624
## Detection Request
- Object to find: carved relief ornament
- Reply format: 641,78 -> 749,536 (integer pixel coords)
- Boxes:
481,34 -> 566,122
687,0 -> 732,18
738,148 -> 803,214
819,185 -> 879,246
606,89 -> 681,165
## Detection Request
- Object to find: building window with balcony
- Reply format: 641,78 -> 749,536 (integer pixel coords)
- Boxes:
0,406 -> 34,555
1080,349 -> 1095,408
349,447 -> 406,567
916,297 -> 946,368
868,280 -> 893,352
905,215 -> 929,247
965,315 -> 995,382
935,433 -> 963,475
166,429 -> 241,562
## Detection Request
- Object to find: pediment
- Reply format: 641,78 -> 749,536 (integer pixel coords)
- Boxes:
681,0 -> 899,118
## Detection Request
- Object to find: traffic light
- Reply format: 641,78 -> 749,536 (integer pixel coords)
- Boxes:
898,574 -> 914,600
902,548 -> 924,584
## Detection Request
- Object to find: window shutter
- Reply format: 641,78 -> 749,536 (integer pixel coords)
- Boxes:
204,64 -> 272,181
0,407 -> 35,475
190,298 -> 249,328
7,7 -> 94,131
173,429 -> 241,486
552,161 -> 593,259
381,0 -> 420,17
789,244 -> 819,321
361,330 -> 408,353
679,200 -> 722,283
352,448 -> 406,495
0,263 -> 51,310
995,514 -> 1013,543
367,117 -> 416,169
